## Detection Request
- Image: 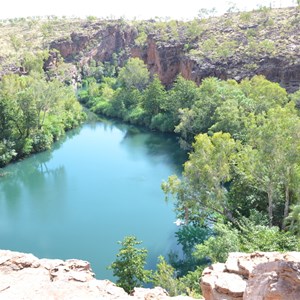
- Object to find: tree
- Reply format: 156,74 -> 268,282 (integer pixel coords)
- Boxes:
194,223 -> 240,263
142,75 -> 166,126
175,77 -> 239,147
108,236 -> 151,293
152,255 -> 204,297
237,216 -> 299,252
239,75 -> 288,114
162,75 -> 199,131
168,75 -> 199,111
152,256 -> 179,296
118,58 -> 150,91
209,85 -> 254,140
163,132 -> 240,224
22,51 -> 49,74
237,104 -> 300,227
0,73 -> 84,165
290,89 -> 300,109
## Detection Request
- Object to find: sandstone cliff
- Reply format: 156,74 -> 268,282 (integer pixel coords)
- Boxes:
44,7 -> 300,92
0,249 -> 196,300
201,252 -> 300,300
49,23 -> 137,64
1,7 -> 299,92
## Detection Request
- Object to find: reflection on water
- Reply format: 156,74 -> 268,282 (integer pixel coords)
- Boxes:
109,119 -> 187,173
0,119 -> 186,280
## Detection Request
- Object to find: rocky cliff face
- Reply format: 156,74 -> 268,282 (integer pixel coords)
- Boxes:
50,23 -> 137,66
46,7 -> 300,93
0,8 -> 299,92
201,252 -> 300,300
131,35 -> 185,86
0,249 -> 195,300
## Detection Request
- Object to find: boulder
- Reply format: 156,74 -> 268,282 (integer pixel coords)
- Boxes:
132,286 -> 169,299
244,260 -> 300,300
201,252 -> 300,300
131,287 -> 200,300
201,264 -> 245,300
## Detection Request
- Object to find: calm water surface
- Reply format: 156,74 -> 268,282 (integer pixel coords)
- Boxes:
0,120 -> 186,279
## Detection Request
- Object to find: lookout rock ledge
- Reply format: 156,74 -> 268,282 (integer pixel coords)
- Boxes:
0,249 -> 195,300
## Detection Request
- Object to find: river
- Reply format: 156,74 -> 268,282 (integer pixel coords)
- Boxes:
0,119 -> 187,280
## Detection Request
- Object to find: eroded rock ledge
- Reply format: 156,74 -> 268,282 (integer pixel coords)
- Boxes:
0,249 -> 194,300
201,252 -> 300,300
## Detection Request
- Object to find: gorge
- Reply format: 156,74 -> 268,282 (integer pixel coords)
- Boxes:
1,5 -> 300,298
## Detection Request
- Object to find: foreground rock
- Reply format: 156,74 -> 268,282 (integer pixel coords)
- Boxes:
201,252 -> 300,300
0,250 -> 196,300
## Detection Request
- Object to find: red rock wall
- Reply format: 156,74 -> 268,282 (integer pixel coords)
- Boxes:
50,26 -> 300,93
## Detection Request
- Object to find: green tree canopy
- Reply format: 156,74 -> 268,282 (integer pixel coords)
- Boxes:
236,103 -> 300,227
108,236 -> 151,293
163,132 -> 240,224
118,58 -> 150,91
0,73 -> 84,166
142,75 -> 166,127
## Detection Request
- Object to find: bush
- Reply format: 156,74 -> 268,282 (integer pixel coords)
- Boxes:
0,140 -> 17,167
31,130 -> 53,152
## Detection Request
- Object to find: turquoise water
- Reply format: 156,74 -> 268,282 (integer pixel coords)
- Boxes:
0,119 -> 186,280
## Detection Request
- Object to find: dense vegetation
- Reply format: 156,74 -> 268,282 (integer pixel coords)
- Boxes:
81,57 -> 300,296
0,54 -> 85,167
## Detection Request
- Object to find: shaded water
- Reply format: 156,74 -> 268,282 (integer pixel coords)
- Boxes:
0,119 -> 186,280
